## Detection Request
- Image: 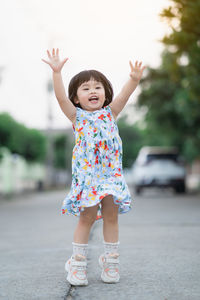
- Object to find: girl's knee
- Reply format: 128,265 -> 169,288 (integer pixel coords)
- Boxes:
80,214 -> 96,225
102,212 -> 118,223
80,207 -> 97,225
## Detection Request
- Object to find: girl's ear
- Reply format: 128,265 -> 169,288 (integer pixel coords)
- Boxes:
74,96 -> 79,104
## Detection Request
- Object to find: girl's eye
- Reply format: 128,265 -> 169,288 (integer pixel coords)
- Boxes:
83,88 -> 89,90
96,86 -> 101,89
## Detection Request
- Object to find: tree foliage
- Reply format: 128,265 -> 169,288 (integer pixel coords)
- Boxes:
136,0 -> 200,162
53,134 -> 73,171
0,113 -> 47,162
117,116 -> 145,168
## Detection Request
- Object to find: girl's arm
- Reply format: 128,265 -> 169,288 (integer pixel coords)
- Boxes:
42,48 -> 76,123
109,61 -> 146,119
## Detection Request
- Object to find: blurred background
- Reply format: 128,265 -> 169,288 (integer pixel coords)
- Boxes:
0,0 -> 200,197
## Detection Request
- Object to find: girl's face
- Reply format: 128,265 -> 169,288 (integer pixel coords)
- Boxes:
74,79 -> 106,111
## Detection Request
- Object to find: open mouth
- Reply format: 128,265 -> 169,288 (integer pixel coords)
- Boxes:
89,96 -> 99,102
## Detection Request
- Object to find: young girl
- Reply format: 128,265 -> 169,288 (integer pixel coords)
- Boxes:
42,48 -> 145,286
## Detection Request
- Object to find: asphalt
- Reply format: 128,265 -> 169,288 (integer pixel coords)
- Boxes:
0,188 -> 200,300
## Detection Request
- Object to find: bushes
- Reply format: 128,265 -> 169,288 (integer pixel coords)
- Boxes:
0,113 -> 47,163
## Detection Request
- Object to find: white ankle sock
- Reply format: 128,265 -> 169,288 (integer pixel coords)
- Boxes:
72,242 -> 88,257
103,241 -> 120,257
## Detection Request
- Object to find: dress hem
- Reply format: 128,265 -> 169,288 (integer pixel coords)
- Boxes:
61,203 -> 132,221
61,192 -> 132,221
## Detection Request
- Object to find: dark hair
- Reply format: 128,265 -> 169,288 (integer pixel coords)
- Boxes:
68,70 -> 113,108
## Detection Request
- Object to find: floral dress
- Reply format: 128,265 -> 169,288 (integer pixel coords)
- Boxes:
61,105 -> 132,220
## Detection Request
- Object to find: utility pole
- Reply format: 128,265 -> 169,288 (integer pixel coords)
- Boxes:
46,78 -> 55,188
0,66 -> 4,85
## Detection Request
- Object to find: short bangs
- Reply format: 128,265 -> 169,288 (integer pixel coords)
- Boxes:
68,70 -> 113,108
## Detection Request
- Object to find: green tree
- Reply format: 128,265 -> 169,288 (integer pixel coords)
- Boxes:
0,113 -> 47,162
136,0 -> 200,162
117,116 -> 146,168
53,134 -> 73,171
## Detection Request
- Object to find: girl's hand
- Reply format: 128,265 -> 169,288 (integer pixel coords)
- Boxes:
129,60 -> 146,82
42,48 -> 68,73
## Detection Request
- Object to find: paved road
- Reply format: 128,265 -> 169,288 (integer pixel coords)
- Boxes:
0,189 -> 200,300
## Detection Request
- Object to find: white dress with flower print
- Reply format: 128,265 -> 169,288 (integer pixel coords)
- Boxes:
61,105 -> 132,220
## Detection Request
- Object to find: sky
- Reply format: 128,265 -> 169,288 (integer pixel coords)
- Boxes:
0,0 -> 171,130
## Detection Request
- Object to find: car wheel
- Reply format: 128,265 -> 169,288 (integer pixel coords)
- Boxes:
135,186 -> 142,195
174,182 -> 186,194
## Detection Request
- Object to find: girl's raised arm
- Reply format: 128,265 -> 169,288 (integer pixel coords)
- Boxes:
109,61 -> 146,119
42,48 -> 76,123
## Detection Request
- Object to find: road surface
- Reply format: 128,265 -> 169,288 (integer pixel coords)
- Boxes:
0,188 -> 200,300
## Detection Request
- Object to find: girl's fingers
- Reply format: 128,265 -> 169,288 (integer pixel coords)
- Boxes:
41,59 -> 50,65
52,48 -> 55,56
141,65 -> 146,72
47,50 -> 51,59
60,58 -> 69,68
63,58 -> 69,64
56,48 -> 59,56
135,61 -> 145,70
135,61 -> 138,67
129,60 -> 134,71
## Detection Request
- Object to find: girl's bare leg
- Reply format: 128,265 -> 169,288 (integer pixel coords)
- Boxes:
73,203 -> 99,244
101,195 -> 119,243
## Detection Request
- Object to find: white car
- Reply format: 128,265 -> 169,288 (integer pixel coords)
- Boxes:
126,146 -> 186,194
